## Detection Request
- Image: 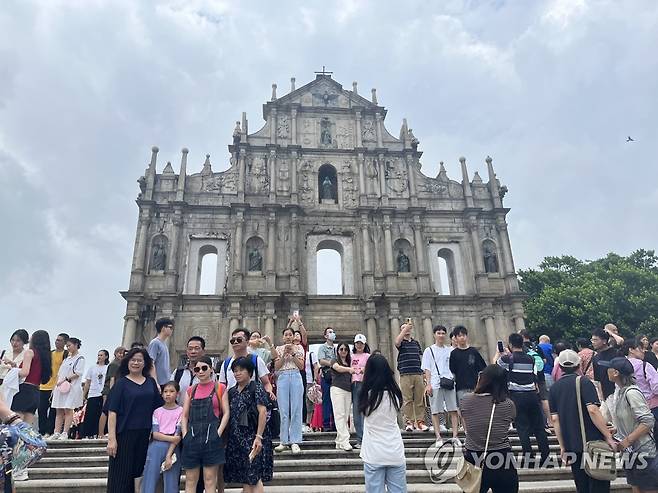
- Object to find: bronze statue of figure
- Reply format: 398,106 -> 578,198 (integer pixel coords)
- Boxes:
397,249 -> 411,273
151,242 -> 167,271
248,247 -> 263,272
321,176 -> 334,201
483,244 -> 499,273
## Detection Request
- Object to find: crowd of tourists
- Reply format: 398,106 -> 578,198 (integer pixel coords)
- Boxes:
1,319 -> 658,493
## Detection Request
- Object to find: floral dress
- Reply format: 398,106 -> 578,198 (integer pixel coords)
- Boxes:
224,381 -> 273,485
1,422 -> 47,493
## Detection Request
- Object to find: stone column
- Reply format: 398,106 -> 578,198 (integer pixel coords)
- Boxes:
165,213 -> 182,293
269,108 -> 277,145
355,111 -> 363,147
291,108 -> 298,146
383,218 -> 395,290
460,157 -> 474,208
266,212 -> 276,290
144,146 -> 158,201
238,148 -> 247,202
412,215 -> 428,292
360,214 -> 374,294
290,212 -> 299,290
378,154 -> 388,205
483,314 -> 498,361
389,316 -> 401,376
422,316 -> 433,349
229,317 -> 240,332
366,317 -> 378,352
496,219 -> 516,274
290,150 -> 298,204
233,213 -> 245,291
513,315 -> 526,332
468,217 -> 485,275
268,149 -> 276,202
264,317 -> 275,342
130,208 -> 151,291
407,155 -> 417,206
375,112 -> 383,148
176,148 -> 188,202
122,316 -> 138,347
357,152 -> 366,204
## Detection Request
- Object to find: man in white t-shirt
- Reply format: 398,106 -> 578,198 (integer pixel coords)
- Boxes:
422,325 -> 460,447
218,328 -> 275,400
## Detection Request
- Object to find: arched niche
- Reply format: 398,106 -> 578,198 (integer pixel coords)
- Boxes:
245,236 -> 265,273
318,163 -> 338,204
149,234 -> 168,273
482,239 -> 500,274
427,243 -> 465,295
393,238 -> 413,273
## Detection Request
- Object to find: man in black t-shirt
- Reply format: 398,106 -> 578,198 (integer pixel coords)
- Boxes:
448,326 -> 486,407
591,328 -> 618,423
549,349 -> 615,493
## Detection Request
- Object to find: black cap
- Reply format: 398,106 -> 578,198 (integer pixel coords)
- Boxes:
597,357 -> 634,376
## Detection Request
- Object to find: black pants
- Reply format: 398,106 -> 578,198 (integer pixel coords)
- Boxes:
38,390 -> 55,435
300,370 -> 307,423
570,453 -> 611,493
510,391 -> 550,466
107,429 -> 150,493
82,396 -> 103,438
464,448 -> 519,493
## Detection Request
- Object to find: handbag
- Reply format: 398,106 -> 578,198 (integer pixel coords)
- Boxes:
430,347 -> 455,390
56,356 -> 82,394
576,376 -> 617,481
306,382 -> 322,404
455,402 -> 496,493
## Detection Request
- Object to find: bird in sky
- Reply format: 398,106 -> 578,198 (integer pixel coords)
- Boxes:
626,136 -> 635,142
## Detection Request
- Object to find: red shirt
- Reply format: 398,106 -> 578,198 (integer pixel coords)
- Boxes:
23,351 -> 42,385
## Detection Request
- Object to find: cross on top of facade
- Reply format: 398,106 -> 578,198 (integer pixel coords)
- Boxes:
314,66 -> 333,76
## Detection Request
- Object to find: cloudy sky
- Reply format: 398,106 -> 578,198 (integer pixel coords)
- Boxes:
1,0 -> 657,361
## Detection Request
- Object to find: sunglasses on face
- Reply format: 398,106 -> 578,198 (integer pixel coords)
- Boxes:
194,365 -> 210,373
339,348 -> 348,351
230,337 -> 244,344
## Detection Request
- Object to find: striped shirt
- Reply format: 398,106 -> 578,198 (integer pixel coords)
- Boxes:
461,394 -> 516,451
397,338 -> 423,375
497,351 -> 536,392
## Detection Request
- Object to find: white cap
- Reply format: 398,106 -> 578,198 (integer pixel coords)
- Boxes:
354,334 -> 367,344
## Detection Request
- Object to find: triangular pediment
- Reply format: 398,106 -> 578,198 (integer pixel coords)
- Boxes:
269,75 -> 379,111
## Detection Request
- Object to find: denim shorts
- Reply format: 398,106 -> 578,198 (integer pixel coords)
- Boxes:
180,430 -> 226,469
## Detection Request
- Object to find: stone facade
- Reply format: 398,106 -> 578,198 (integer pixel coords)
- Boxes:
120,74 -> 526,364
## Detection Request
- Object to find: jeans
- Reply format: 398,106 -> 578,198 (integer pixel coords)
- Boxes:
570,452 -> 611,493
321,373 -> 334,429
330,386 -> 352,448
510,391 -> 550,466
38,390 -> 55,435
277,370 -> 303,445
352,382 -> 364,443
363,462 -> 407,492
141,440 -> 182,493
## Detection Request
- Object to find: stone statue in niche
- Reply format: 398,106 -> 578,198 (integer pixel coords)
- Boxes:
397,250 -> 411,273
233,121 -> 241,145
248,247 -> 263,272
321,176 -> 334,200
320,118 -> 332,145
483,243 -> 499,273
150,240 -> 167,271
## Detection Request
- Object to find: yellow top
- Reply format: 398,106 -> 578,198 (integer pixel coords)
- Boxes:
40,350 -> 65,391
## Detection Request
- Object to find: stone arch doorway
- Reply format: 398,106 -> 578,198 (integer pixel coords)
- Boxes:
306,235 -> 355,295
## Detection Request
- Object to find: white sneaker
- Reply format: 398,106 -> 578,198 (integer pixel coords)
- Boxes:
274,444 -> 289,453
291,443 -> 301,454
13,469 -> 28,481
451,437 -> 463,447
340,443 -> 353,451
435,437 -> 444,447
50,433 -> 60,440
404,422 -> 414,432
439,425 -> 448,433
58,433 -> 68,440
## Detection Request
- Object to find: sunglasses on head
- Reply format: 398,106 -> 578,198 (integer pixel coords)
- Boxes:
229,337 -> 244,344
194,365 -> 210,373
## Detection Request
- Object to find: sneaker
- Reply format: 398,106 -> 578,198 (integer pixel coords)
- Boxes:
439,425 -> 449,433
291,443 -> 301,454
416,421 -> 429,432
451,437 -> 463,447
340,443 -> 353,451
404,421 -> 414,432
50,433 -> 60,440
12,469 -> 28,481
302,425 -> 311,434
434,437 -> 444,447
428,425 -> 434,432
354,442 -> 361,449
58,433 -> 68,440
274,444 -> 289,453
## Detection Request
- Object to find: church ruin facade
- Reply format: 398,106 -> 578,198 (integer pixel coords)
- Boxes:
120,73 -> 526,362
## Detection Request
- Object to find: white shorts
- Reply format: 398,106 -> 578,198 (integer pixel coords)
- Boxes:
429,387 -> 458,414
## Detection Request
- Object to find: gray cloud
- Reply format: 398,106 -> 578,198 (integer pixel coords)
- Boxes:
1,0 -> 656,359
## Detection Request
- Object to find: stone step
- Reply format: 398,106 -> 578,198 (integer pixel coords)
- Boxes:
15,477 -> 633,493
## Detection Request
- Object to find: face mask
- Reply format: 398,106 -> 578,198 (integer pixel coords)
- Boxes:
328,332 -> 336,341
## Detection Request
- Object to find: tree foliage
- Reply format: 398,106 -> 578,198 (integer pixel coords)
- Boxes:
519,250 -> 658,343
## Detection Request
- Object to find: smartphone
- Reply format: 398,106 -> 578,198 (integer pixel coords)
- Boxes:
293,310 -> 299,318
405,317 -> 413,325
497,340 -> 505,353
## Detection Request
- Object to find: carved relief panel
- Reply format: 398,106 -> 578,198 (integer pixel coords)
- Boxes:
384,159 -> 408,197
277,159 -> 291,194
247,154 -> 269,193
341,160 -> 358,208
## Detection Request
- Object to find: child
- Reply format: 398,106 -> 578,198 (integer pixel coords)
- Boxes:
141,381 -> 183,493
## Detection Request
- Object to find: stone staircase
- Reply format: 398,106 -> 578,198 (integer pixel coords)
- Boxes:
17,432 -> 631,492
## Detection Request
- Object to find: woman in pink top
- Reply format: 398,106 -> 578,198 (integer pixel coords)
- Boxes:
351,334 -> 371,448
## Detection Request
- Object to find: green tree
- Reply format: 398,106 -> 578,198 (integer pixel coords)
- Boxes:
519,250 -> 658,343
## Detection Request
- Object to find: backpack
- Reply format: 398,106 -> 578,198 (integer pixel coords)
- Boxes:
527,349 -> 544,373
222,354 -> 259,385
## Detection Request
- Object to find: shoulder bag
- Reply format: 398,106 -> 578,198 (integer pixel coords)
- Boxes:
430,347 -> 454,390
455,401 -> 496,493
56,356 -> 82,394
576,376 -> 617,481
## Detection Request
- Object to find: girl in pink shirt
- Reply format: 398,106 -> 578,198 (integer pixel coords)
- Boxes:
351,334 -> 371,448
